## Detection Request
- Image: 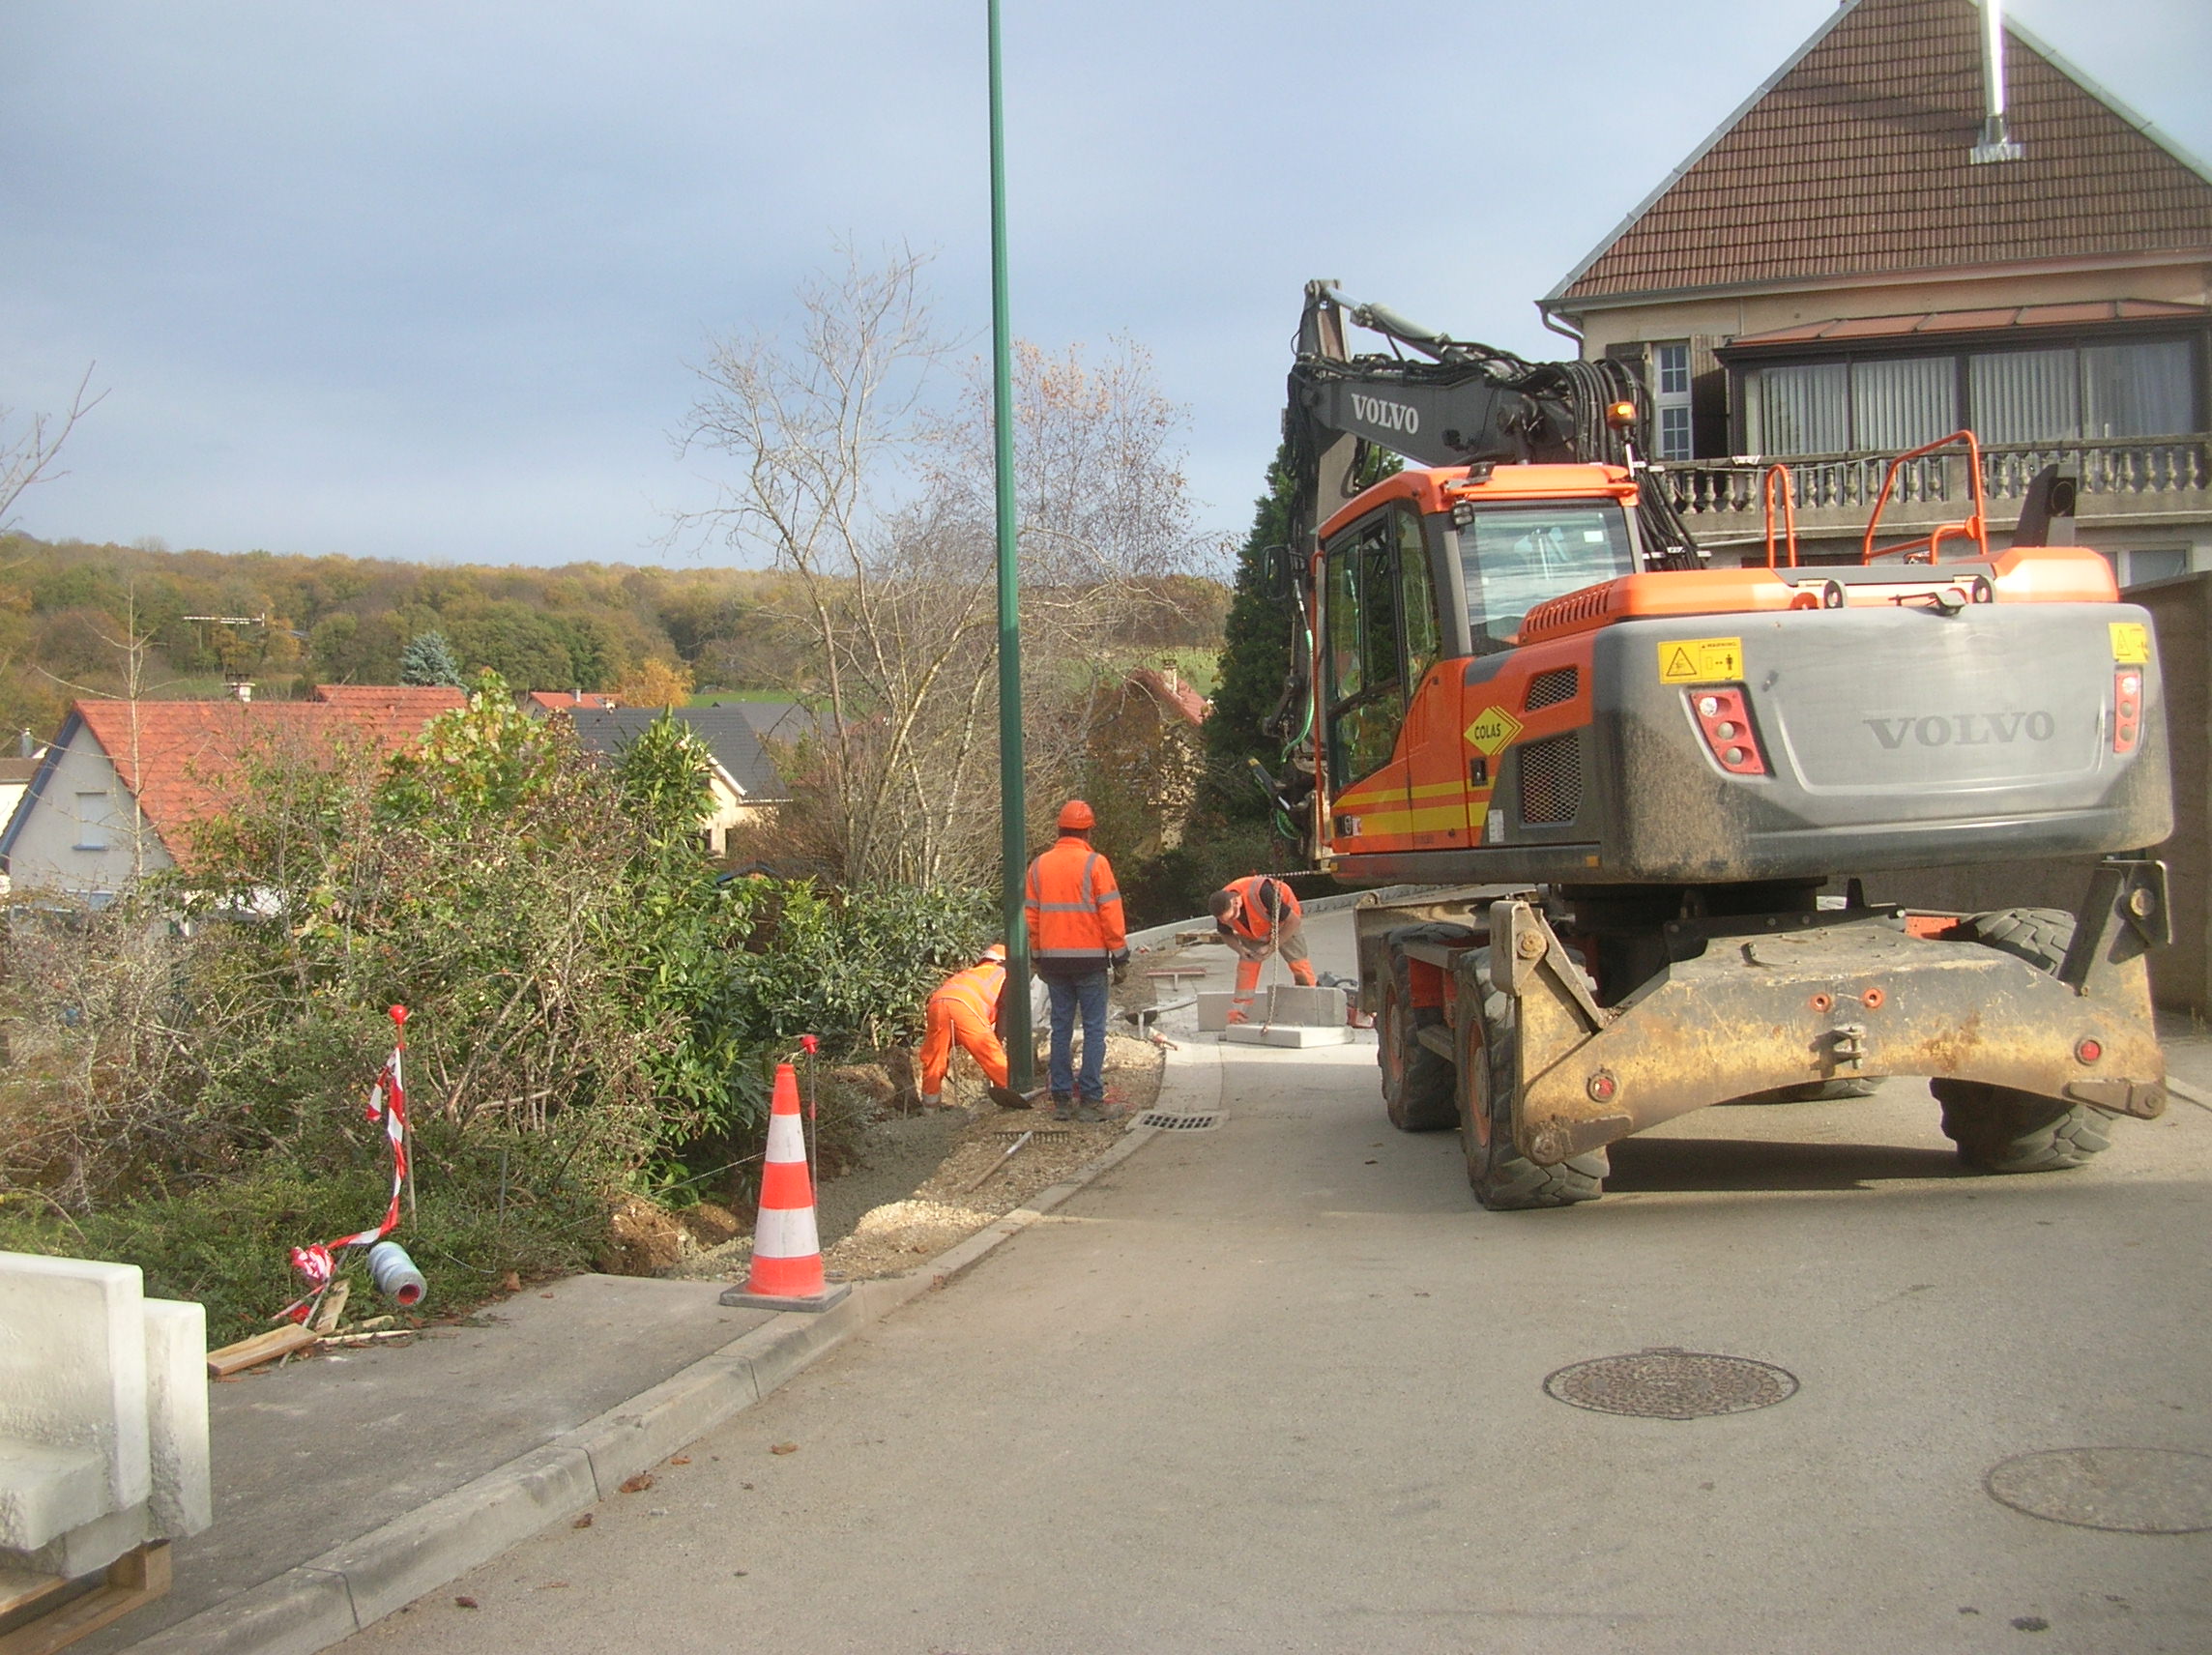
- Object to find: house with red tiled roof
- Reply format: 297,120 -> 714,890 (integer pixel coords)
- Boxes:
1539,0 -> 2212,577
522,689 -> 621,715
0,686 -> 465,896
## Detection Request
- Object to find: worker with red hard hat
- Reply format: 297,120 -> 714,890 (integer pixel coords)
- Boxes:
1023,799 -> 1127,1121
915,943 -> 1010,1109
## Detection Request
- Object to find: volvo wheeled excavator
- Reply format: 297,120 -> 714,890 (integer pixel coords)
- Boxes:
1259,281 -> 2173,1209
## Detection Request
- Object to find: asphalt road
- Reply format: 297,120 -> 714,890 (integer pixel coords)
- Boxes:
351,913 -> 2212,1654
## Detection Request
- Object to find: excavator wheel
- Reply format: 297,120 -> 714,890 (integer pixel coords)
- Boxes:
1379,944 -> 1457,1132
1456,952 -> 1606,1209
1932,907 -> 2110,1174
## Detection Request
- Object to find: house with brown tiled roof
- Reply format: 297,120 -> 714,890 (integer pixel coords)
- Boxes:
1540,0 -> 2212,578
0,686 -> 465,896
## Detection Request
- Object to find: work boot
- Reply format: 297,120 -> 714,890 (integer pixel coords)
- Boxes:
1076,1097 -> 1107,1123
1052,1094 -> 1075,1121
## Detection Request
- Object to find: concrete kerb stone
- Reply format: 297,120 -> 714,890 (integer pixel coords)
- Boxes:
309,1446 -> 597,1626
126,1566 -> 356,1655
124,1045 -> 1210,1655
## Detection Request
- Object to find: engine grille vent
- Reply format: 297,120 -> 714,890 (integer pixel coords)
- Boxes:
1525,668 -> 1580,711
1518,734 -> 1583,824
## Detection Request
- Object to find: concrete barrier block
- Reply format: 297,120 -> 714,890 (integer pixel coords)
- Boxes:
0,1252 -> 151,1545
142,1297 -> 211,1539
0,1440 -> 108,1555
15,1498 -> 149,1579
1195,991 -> 1237,1031
1263,985 -> 1346,1027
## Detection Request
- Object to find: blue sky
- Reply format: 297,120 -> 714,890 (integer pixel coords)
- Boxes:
2,1 -> 2206,567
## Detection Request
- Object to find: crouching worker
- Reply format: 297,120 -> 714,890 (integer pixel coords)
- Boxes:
917,944 -> 1009,1109
1211,874 -> 1316,1021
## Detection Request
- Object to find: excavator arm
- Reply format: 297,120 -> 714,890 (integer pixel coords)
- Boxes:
1260,281 -> 1701,766
1284,279 -> 1698,566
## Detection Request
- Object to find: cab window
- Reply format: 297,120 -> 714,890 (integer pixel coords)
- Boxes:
1323,508 -> 1439,789
1460,501 -> 1635,653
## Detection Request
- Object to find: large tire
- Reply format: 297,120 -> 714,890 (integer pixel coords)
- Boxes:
1456,951 -> 1606,1209
1934,1084 -> 2111,1173
1932,906 -> 2110,1174
1379,946 -> 1457,1132
1954,907 -> 2077,972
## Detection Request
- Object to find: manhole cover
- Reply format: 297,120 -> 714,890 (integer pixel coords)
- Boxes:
1136,1111 -> 1222,1131
1985,1448 -> 2212,1533
1543,1349 -> 1797,1419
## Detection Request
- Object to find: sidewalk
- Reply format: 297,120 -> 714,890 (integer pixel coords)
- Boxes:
83,1044 -> 1209,1654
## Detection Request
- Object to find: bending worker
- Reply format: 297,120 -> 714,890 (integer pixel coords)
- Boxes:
917,943 -> 1009,1110
1210,873 -> 1316,1018
1024,799 -> 1127,1122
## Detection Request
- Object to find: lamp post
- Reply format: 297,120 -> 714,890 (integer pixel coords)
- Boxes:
988,0 -> 1033,1088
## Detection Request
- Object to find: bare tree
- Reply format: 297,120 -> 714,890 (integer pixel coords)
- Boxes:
677,253 -> 1209,886
1,366 -> 104,531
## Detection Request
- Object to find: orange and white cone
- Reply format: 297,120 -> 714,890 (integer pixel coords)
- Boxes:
719,1061 -> 851,1312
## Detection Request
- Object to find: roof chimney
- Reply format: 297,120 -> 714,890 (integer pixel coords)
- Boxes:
1970,0 -> 2024,164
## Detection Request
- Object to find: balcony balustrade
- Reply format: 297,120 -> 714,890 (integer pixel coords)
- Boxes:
1651,435 -> 2212,546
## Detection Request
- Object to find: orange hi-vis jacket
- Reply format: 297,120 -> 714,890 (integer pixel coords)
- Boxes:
1024,835 -> 1126,970
1219,874 -> 1300,944
929,959 -> 1007,1025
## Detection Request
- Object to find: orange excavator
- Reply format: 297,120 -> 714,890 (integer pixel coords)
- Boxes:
1258,281 -> 2173,1208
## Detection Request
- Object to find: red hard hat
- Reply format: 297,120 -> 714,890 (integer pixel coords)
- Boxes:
1056,798 -> 1095,831
980,942 -> 1007,963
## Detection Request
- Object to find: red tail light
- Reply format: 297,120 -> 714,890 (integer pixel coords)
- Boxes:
2113,669 -> 2142,755
1687,686 -> 1768,776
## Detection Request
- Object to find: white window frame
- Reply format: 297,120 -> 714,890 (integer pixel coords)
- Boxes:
1651,341 -> 1694,460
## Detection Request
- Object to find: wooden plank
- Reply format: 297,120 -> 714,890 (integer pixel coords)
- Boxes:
0,1569 -> 67,1623
0,1544 -> 170,1655
206,1322 -> 318,1378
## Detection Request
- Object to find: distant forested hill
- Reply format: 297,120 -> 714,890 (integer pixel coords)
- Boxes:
0,534 -> 1227,739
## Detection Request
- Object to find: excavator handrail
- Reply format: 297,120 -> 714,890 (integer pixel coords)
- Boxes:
1761,464 -> 1799,569
1861,429 -> 1989,565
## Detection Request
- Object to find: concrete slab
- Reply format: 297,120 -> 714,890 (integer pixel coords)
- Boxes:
76,1274 -> 770,1653
1222,1023 -> 1353,1048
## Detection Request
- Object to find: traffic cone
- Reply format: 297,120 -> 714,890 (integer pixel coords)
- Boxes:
719,1061 -> 851,1312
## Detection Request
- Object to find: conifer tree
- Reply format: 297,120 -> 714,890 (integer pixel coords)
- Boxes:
399,629 -> 463,687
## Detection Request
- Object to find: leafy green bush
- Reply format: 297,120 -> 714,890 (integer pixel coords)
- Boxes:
0,680 -> 996,1334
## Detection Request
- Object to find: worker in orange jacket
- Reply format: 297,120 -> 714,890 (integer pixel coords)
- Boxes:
1211,874 -> 1316,1019
916,943 -> 1009,1109
1023,799 -> 1127,1121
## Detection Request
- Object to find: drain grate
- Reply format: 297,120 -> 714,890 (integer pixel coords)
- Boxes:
1544,1348 -> 1797,1419
1985,1448 -> 2212,1533
1137,1111 -> 1222,1131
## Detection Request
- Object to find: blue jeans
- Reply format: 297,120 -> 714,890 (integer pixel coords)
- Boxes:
1045,971 -> 1110,1102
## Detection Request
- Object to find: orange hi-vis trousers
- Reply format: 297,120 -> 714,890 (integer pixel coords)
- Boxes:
918,995 -> 1009,1096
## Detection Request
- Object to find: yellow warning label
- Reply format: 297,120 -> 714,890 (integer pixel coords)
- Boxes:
1658,636 -> 1744,683
2110,622 -> 2150,665
1464,705 -> 1524,755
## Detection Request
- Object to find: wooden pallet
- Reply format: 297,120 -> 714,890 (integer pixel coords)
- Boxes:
0,1543 -> 171,1655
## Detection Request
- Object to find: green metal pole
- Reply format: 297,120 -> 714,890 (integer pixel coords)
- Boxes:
989,0 -> 1033,1089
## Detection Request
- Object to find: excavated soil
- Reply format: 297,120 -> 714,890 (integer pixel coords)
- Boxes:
666,1030 -> 1164,1285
